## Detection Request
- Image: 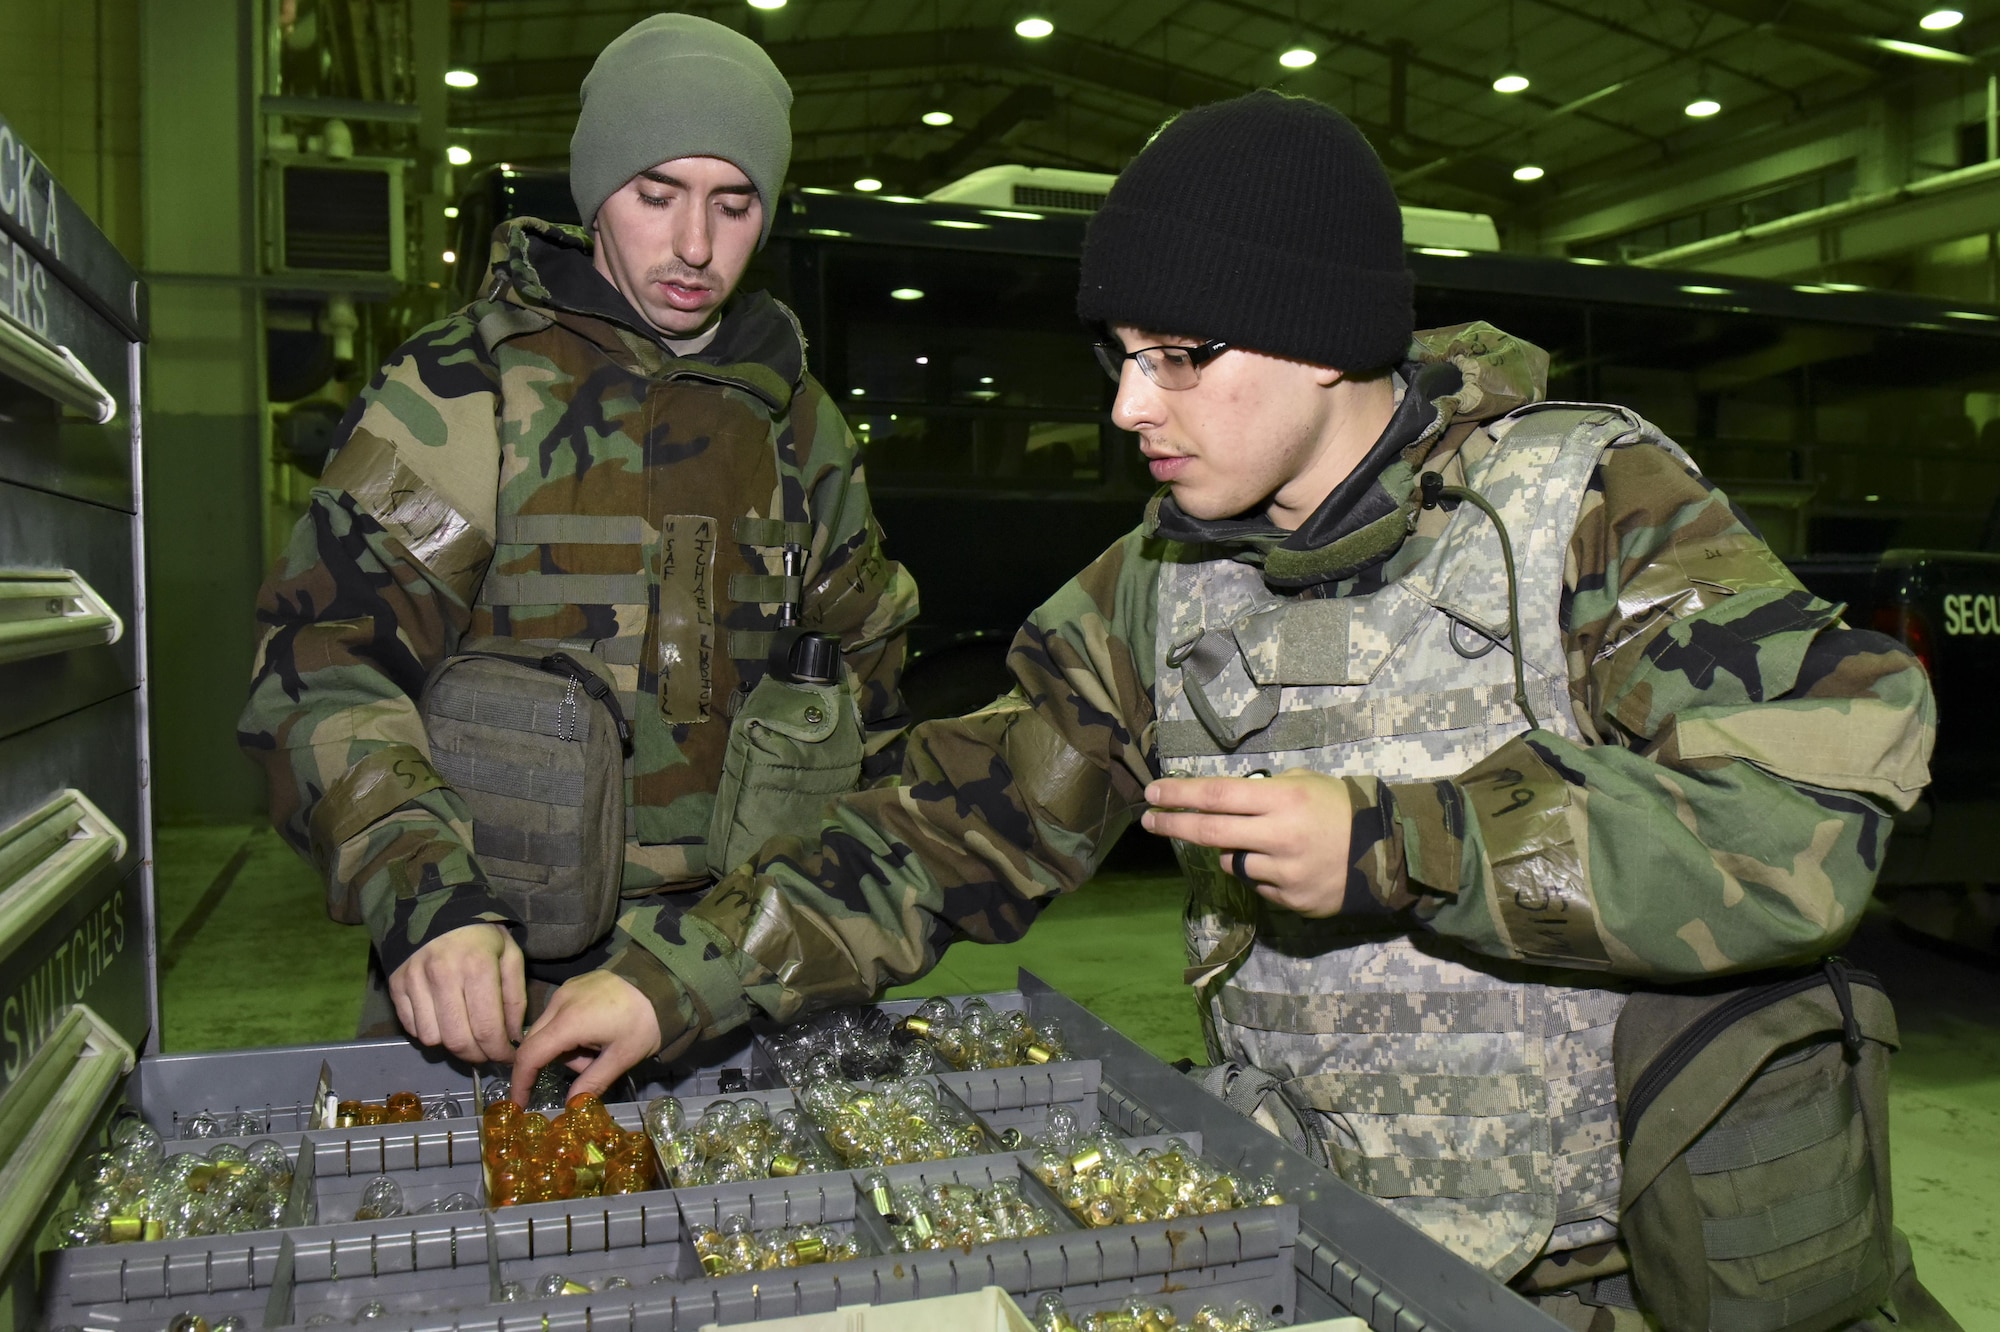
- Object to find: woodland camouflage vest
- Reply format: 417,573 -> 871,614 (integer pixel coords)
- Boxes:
1158,403 -> 1693,1278
465,300 -> 810,890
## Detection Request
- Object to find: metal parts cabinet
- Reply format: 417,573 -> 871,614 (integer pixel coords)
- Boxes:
0,109 -> 155,1326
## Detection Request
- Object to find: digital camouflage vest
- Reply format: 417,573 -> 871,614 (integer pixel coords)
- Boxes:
1158,402 -> 1694,1278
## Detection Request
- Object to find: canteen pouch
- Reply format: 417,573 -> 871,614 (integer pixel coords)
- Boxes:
707,635 -> 864,879
1614,959 -> 1898,1332
419,636 -> 631,959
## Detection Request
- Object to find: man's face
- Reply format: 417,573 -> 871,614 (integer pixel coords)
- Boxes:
1109,324 -> 1343,525
591,155 -> 764,337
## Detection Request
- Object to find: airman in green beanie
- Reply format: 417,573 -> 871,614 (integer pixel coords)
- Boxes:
239,14 -> 917,1068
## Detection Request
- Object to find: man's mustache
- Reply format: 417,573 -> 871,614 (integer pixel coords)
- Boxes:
645,264 -> 712,288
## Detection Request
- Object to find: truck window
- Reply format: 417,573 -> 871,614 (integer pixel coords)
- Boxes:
819,244 -> 1132,494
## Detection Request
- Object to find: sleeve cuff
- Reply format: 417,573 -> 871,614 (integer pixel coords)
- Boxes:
1342,776 -> 1417,913
1382,776 -> 1470,899
602,944 -> 704,1063
370,871 -> 521,976
614,903 -> 754,1039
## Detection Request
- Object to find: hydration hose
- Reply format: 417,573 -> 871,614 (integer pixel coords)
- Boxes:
1419,471 -> 1539,732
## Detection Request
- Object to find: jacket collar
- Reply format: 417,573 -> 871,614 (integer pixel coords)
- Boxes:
484,218 -> 806,413
1145,322 -> 1549,587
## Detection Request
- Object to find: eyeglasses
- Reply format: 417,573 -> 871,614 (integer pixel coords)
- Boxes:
1091,338 -> 1231,390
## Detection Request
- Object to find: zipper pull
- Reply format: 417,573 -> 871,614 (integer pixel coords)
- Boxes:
1823,956 -> 1865,1059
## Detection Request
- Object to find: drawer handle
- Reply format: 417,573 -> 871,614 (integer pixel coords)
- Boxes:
0,789 -> 127,954
0,312 -> 117,424
0,568 -> 124,667
0,1004 -> 133,1275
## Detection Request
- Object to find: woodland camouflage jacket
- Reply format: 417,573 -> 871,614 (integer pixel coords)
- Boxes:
612,323 -> 1935,1054
239,219 -> 918,975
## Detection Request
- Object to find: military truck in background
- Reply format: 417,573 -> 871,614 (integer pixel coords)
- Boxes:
435,164 -> 2000,943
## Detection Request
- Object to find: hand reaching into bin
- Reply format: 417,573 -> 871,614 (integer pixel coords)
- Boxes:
508,970 -> 664,1104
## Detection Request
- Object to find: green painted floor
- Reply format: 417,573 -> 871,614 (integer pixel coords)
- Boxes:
156,825 -> 1999,1327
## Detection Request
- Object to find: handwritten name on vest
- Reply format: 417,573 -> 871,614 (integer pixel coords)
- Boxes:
0,887 -> 126,1082
0,122 -> 62,339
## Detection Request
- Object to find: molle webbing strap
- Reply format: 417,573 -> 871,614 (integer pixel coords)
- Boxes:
427,683 -> 580,742
1558,988 -> 1630,1029
473,823 -> 583,867
1219,985 -> 1522,1034
432,748 -> 585,807
516,635 -> 645,666
732,516 -> 811,547
1288,1070 -> 1535,1117
1686,1081 -> 1858,1176
1157,679 -> 1520,758
480,573 -> 652,606
1707,1239 -> 1888,1332
497,514 -> 651,544
728,630 -> 779,662
728,573 -> 803,604
1700,1168 -> 1875,1261
1590,1275 -> 1639,1309
1328,1142 -> 1539,1200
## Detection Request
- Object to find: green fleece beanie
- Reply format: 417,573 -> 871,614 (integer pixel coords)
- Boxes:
569,14 -> 793,245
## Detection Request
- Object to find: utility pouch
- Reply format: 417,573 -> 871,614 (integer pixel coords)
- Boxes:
1614,959 -> 1898,1332
419,636 -> 632,959
706,631 -> 864,879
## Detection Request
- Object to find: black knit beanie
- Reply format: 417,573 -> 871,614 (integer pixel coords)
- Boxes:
1077,91 -> 1413,372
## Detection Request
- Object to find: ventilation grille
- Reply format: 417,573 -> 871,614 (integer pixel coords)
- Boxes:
1012,184 -> 1106,212
282,166 -> 392,272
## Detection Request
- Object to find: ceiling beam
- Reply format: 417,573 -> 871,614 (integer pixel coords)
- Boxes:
1194,0 -> 1666,149
456,25 -> 1462,169
1523,0 -> 1806,108
920,84 -> 1056,184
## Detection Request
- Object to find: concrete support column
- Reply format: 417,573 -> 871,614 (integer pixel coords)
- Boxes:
141,0 -> 267,822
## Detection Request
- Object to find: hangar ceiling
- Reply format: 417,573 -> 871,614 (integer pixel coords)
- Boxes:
440,0 -> 1999,255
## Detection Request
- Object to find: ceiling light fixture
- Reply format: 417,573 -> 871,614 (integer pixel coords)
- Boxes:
1015,16 -> 1054,38
748,0 -> 786,9
1512,163 -> 1545,181
446,145 -> 472,165
890,288 -> 925,301
853,177 -> 883,192
922,110 -> 954,126
1417,246 -> 1471,257
443,205 -> 459,219
442,250 -> 456,264
1684,97 -> 1721,117
1493,72 -> 1530,93
1919,8 -> 1963,29
1279,47 -> 1316,68
1871,34 -> 1973,60
444,69 -> 478,89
